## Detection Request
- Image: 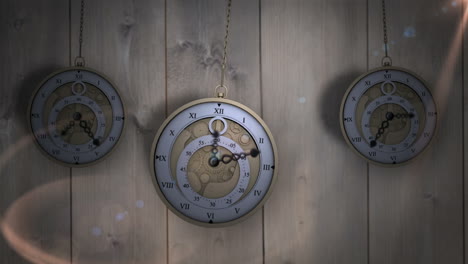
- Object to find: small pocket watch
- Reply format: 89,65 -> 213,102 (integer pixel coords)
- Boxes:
341,0 -> 437,166
28,67 -> 125,167
340,66 -> 437,165
28,0 -> 125,167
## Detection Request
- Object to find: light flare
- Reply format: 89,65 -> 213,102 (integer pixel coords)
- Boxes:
433,1 -> 468,115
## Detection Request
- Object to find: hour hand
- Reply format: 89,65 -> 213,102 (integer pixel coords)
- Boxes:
370,112 -> 392,147
61,120 -> 75,135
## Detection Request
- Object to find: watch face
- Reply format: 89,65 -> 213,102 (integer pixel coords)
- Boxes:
151,98 -> 277,226
29,67 -> 125,166
340,66 -> 437,165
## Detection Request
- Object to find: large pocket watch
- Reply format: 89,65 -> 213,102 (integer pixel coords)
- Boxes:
28,67 -> 125,167
150,97 -> 278,226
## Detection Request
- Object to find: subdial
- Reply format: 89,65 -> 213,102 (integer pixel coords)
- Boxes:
48,95 -> 106,152
361,96 -> 419,153
170,117 -> 261,201
176,135 -> 251,209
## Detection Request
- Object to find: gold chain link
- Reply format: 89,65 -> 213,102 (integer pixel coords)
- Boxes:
381,0 -> 392,66
216,0 -> 232,98
75,0 -> 85,66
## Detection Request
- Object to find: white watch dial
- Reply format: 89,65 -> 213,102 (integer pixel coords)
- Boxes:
29,67 -> 125,166
341,67 -> 437,165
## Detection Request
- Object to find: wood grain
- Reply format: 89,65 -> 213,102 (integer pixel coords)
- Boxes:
166,1 -> 263,263
70,0 -> 167,263
465,2 -> 468,263
261,0 -> 369,263
368,1 -> 464,264
0,1 -> 71,264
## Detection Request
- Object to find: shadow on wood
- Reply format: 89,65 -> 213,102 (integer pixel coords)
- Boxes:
319,70 -> 362,144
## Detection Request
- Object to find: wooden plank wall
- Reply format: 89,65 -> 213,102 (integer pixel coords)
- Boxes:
369,1 -> 464,264
0,0 -> 465,264
166,1 -> 263,264
262,0 -> 368,263
69,0 -> 167,263
0,1 -> 71,264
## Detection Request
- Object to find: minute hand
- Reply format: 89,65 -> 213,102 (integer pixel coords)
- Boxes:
220,149 -> 260,164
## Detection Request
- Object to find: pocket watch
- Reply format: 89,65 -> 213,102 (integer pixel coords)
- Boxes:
341,0 -> 437,166
28,0 -> 125,167
151,0 -> 277,226
340,66 -> 437,165
150,98 -> 277,226
28,67 -> 125,167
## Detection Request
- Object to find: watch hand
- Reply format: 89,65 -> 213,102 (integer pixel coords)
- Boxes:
61,111 -> 84,135
395,112 -> 415,119
370,112 -> 392,148
208,131 -> 221,167
220,148 -> 260,164
61,120 -> 75,135
210,131 -> 220,154
79,120 -> 100,146
370,111 -> 414,148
